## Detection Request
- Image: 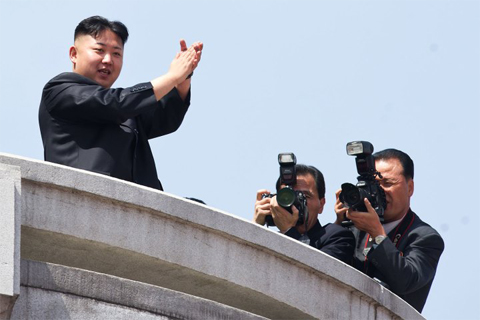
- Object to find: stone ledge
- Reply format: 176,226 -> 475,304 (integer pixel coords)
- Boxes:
12,260 -> 266,320
0,153 -> 424,320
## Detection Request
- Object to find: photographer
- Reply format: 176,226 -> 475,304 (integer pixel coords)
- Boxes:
254,164 -> 355,264
335,149 -> 444,312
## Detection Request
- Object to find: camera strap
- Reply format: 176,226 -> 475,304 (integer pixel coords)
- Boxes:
390,209 -> 415,248
362,209 -> 416,274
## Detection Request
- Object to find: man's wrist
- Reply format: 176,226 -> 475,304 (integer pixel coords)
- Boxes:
374,235 -> 387,245
253,216 -> 266,226
368,225 -> 387,239
279,225 -> 294,234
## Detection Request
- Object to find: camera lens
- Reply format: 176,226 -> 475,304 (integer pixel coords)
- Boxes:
344,189 -> 361,205
277,187 -> 296,207
340,183 -> 362,208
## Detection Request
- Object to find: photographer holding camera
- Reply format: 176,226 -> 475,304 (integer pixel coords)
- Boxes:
335,146 -> 444,313
254,155 -> 355,264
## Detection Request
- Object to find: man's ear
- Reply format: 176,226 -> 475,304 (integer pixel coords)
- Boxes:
319,197 -> 326,213
408,179 -> 414,197
69,46 -> 77,68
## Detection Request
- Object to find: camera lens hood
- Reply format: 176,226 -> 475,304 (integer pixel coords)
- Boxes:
277,187 -> 296,208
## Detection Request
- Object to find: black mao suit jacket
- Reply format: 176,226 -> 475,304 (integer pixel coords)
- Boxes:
285,220 -> 355,264
39,72 -> 190,190
351,209 -> 444,312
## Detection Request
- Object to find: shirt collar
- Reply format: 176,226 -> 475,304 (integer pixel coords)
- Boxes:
383,211 -> 408,235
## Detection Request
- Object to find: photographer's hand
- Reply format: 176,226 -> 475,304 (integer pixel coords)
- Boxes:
347,198 -> 386,238
334,189 -> 348,225
270,196 -> 299,234
253,189 -> 272,226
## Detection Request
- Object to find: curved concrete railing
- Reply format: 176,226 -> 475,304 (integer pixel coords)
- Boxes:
0,153 -> 423,320
14,260 -> 265,320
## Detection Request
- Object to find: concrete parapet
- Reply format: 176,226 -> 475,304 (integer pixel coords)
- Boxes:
0,153 -> 424,319
0,163 -> 21,320
12,260 -> 265,320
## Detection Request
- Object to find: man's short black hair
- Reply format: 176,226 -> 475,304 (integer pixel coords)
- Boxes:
74,16 -> 129,45
374,148 -> 414,180
276,164 -> 326,199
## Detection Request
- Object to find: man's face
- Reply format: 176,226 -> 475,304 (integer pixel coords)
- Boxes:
69,29 -> 123,88
375,158 -> 414,222
285,173 -> 325,231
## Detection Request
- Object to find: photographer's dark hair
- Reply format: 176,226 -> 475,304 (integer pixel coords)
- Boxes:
74,16 -> 129,45
374,149 -> 414,180
276,164 -> 325,199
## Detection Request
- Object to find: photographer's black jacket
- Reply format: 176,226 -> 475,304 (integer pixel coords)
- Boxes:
39,72 -> 190,190
285,220 -> 355,264
351,209 -> 444,312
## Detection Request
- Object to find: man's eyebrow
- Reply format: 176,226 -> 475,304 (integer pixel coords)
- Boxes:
301,190 -> 314,196
95,41 -> 123,50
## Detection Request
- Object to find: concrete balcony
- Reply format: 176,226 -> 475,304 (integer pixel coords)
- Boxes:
0,153 -> 423,319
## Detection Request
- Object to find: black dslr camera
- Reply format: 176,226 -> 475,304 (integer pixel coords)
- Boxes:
263,153 -> 308,227
339,141 -> 386,226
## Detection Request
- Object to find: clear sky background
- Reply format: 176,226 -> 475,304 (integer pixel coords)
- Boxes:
0,0 -> 478,319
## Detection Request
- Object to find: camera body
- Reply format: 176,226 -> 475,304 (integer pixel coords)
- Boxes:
264,153 -> 307,227
339,141 -> 386,225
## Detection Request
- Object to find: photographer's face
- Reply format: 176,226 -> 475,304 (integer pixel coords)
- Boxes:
284,174 -> 325,232
375,158 -> 414,222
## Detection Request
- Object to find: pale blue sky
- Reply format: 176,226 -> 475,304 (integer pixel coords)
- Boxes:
1,0 -> 479,319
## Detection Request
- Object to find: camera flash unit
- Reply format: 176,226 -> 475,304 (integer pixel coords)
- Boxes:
346,141 -> 374,156
278,153 -> 296,165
